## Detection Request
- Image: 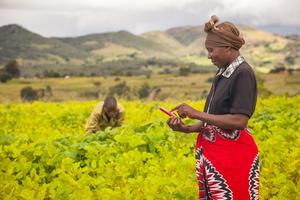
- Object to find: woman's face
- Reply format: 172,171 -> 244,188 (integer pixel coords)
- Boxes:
206,46 -> 230,68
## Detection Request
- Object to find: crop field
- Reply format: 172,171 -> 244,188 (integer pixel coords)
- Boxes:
0,96 -> 299,199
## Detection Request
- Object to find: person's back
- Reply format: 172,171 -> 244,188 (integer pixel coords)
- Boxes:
85,97 -> 124,133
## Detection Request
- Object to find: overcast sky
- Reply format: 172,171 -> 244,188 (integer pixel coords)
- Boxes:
0,0 -> 299,37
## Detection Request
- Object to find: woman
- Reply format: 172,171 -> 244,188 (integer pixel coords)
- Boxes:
167,15 -> 259,199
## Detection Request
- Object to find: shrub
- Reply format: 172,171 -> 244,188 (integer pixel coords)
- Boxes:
285,55 -> 295,65
93,81 -> 101,87
78,91 -> 99,99
4,60 -> 20,78
20,86 -> 38,102
0,72 -> 12,83
108,81 -> 130,97
178,67 -> 190,76
43,70 -> 60,78
45,85 -> 53,97
138,83 -> 151,99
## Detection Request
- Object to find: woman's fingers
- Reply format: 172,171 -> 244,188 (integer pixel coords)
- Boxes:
167,116 -> 176,126
176,105 -> 187,118
170,104 -> 184,118
176,117 -> 183,124
177,110 -> 186,118
167,116 -> 183,131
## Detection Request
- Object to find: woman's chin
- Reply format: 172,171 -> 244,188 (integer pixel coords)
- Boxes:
212,61 -> 218,66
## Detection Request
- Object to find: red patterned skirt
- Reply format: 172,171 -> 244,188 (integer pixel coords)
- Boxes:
195,125 -> 259,200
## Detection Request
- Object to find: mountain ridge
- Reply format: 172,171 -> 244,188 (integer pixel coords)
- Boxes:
0,24 -> 299,75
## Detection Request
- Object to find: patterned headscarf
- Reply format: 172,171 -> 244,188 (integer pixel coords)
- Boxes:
204,15 -> 245,50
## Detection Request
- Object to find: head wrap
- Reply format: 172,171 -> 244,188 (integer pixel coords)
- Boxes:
204,15 -> 245,50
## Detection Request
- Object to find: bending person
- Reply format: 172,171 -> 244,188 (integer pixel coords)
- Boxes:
85,96 -> 124,133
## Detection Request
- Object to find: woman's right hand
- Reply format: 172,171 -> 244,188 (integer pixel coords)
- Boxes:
171,103 -> 199,119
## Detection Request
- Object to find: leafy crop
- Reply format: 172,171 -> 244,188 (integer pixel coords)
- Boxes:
0,97 -> 299,199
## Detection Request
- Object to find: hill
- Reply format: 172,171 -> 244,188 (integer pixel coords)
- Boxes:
0,24 -> 299,76
56,31 -> 167,54
142,25 -> 300,72
0,24 -> 87,64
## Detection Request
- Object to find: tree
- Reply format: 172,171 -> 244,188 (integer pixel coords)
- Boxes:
20,86 -> 38,102
43,70 -> 60,78
285,55 -> 295,65
108,81 -> 130,97
4,60 -> 20,78
138,83 -> 151,99
0,73 -> 12,83
45,85 -> 53,97
179,67 -> 190,76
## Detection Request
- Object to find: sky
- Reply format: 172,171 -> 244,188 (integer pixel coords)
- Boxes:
0,0 -> 299,37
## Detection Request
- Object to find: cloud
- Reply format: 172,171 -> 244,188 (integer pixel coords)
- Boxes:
0,0 -> 299,37
0,0 -> 204,11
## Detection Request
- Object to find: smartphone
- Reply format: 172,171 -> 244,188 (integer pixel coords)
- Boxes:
159,106 -> 176,117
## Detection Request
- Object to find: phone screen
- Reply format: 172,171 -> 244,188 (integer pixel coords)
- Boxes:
159,107 -> 176,117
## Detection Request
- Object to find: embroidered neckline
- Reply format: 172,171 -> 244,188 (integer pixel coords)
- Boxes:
216,56 -> 245,78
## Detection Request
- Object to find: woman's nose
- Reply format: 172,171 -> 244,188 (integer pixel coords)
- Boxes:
207,52 -> 212,59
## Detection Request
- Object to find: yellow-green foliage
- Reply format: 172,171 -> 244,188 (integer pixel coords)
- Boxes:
268,42 -> 285,51
0,97 -> 299,199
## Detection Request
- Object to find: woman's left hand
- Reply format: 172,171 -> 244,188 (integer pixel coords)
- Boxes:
171,103 -> 199,119
167,116 -> 189,132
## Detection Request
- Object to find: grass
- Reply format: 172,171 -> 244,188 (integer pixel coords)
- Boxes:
258,73 -> 300,95
0,74 -> 214,103
0,72 -> 299,103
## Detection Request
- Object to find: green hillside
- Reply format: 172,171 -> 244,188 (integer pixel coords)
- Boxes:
56,31 -> 166,53
166,26 -> 206,46
0,24 -> 299,76
0,24 -> 87,65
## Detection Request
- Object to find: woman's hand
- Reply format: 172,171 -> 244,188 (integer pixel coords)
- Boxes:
171,103 -> 199,119
167,116 -> 190,133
